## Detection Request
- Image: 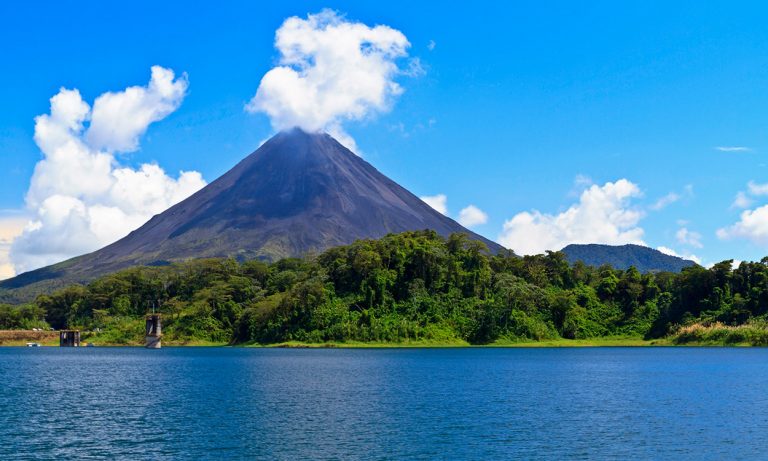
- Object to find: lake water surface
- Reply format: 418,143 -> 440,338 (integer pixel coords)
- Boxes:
1,347 -> 767,460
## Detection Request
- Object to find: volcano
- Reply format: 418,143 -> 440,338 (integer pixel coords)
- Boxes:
1,129 -> 505,298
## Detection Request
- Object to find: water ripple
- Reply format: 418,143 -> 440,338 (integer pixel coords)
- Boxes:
1,347 -> 767,460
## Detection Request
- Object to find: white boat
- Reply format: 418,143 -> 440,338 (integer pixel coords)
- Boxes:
26,342 -> 41,347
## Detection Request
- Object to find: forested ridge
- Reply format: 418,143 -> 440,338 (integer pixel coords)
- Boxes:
561,243 -> 695,273
2,230 -> 768,345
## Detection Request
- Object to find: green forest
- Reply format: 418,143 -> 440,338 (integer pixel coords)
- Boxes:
2,230 -> 768,346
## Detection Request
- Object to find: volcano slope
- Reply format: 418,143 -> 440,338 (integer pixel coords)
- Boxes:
1,129 -> 505,301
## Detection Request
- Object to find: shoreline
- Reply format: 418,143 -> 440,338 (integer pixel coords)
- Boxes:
2,331 -> 763,348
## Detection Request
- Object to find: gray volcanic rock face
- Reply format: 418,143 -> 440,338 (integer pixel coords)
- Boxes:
1,129 -> 504,297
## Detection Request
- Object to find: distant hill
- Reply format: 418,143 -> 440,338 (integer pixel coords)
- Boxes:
561,243 -> 697,273
0,129 -> 504,302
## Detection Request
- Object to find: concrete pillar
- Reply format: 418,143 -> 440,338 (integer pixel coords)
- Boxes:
59,330 -> 80,347
145,314 -> 162,349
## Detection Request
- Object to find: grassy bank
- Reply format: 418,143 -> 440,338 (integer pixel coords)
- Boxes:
0,330 -> 230,347
0,330 -> 58,346
491,336 -> 670,347
83,335 -> 228,347
9,329 -> 768,348
254,336 -> 669,348
255,339 -> 471,348
671,322 -> 768,346
2,332 -> 658,348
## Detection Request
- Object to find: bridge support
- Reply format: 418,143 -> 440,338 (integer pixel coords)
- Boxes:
145,314 -> 162,349
59,330 -> 80,347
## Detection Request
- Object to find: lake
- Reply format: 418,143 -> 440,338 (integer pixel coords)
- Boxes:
1,347 -> 767,460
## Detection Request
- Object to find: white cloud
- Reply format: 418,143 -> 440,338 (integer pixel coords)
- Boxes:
715,146 -> 751,152
86,66 -> 188,152
402,57 -> 426,78
720,181 -> 768,242
568,174 -> 593,197
657,246 -> 702,265
717,205 -> 768,246
732,191 -> 753,209
427,40 -> 436,51
458,205 -> 488,228
498,179 -> 645,255
573,174 -> 593,187
246,9 -> 416,152
656,246 -> 677,257
326,123 -> 360,155
650,192 -> 681,211
676,227 -> 703,248
9,66 -> 206,275
650,184 -> 693,211
747,181 -> 768,196
730,181 -> 768,209
0,215 -> 28,280
420,195 -> 489,228
420,194 -> 447,215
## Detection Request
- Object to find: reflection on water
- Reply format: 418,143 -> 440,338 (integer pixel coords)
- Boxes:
1,347 -> 767,460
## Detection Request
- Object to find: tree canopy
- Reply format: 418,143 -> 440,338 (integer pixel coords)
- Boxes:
3,231 -> 766,345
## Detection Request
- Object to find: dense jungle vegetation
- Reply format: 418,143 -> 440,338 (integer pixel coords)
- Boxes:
2,230 -> 768,345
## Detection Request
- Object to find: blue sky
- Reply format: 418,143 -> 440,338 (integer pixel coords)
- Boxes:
2,0 -> 768,276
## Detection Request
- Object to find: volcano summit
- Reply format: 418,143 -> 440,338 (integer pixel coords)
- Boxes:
1,129 -> 504,298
